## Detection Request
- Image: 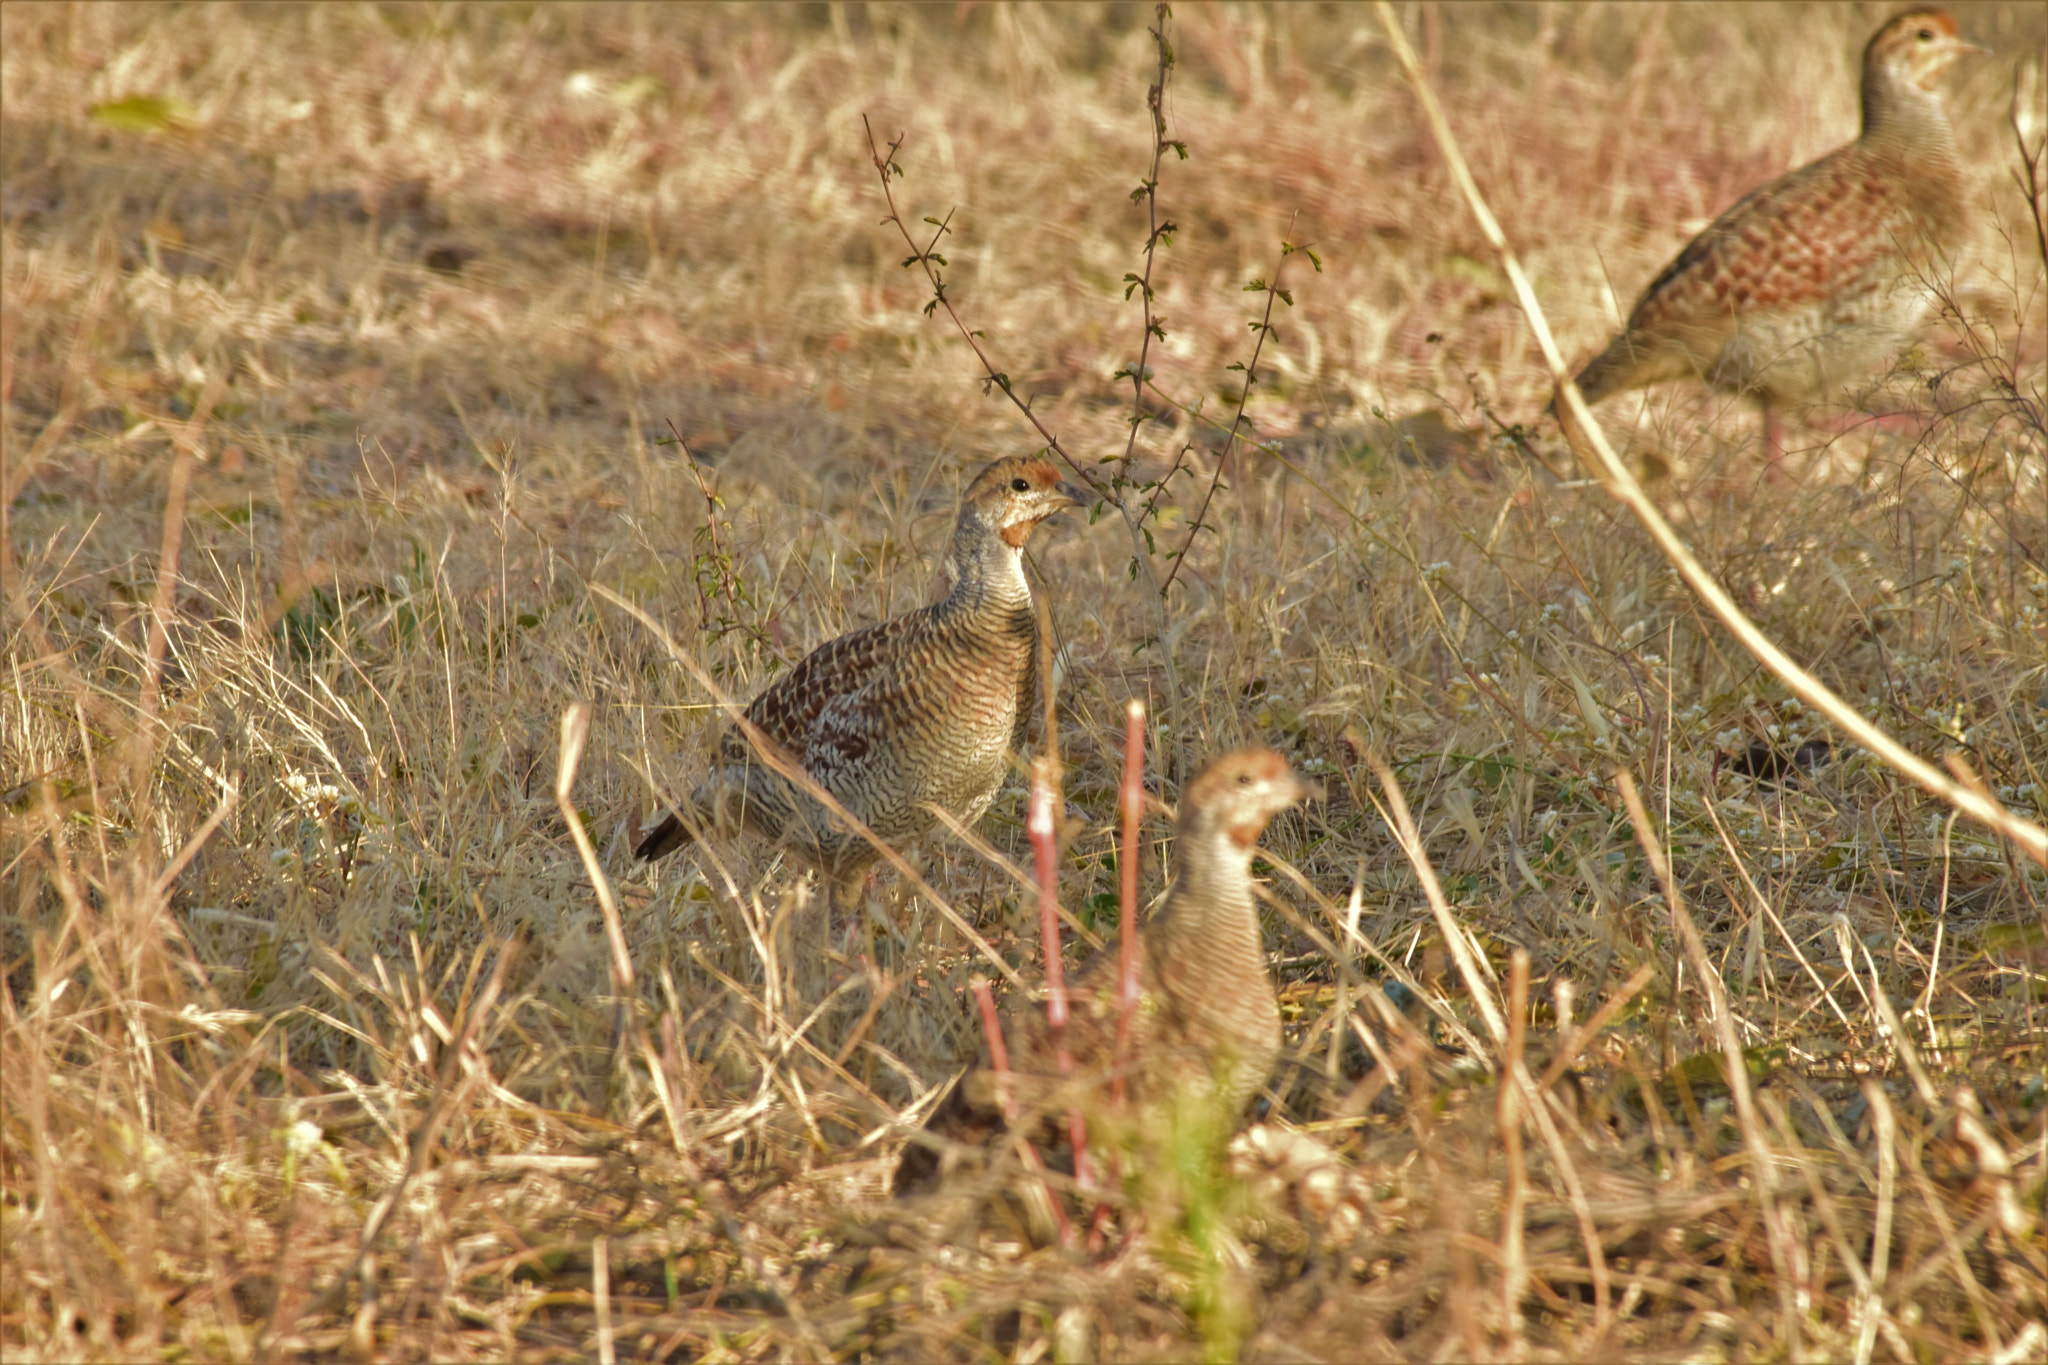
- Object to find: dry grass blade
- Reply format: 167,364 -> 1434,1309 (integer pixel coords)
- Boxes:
1364,750 -> 1506,1046
1537,962 -> 1656,1095
592,1234 -> 614,1365
1616,769 -> 1800,1350
1499,949 -> 1530,1352
289,932 -> 521,1337
556,701 -> 690,1157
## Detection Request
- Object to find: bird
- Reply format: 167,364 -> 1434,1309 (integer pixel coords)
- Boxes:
892,746 -> 1311,1199
635,455 -> 1085,912
1565,8 -> 1982,463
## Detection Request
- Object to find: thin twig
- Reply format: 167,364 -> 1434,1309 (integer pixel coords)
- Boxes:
1158,225 -> 1311,597
861,117 -> 1097,496
859,111 -> 1190,757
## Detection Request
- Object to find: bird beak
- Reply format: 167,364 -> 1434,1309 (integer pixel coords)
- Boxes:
1054,479 -> 1089,510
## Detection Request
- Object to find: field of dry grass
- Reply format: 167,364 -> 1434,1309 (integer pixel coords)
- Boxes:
5,2 -> 2046,1360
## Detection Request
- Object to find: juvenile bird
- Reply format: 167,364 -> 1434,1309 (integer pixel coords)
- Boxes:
893,746 -> 1310,1197
636,456 -> 1085,911
1567,9 -> 1981,461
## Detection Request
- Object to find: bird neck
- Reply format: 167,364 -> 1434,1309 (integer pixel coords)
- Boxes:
1155,828 -> 1263,959
943,512 -> 1035,619
1861,69 -> 1957,161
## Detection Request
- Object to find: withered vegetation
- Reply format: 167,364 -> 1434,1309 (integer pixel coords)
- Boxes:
4,3 -> 2045,1360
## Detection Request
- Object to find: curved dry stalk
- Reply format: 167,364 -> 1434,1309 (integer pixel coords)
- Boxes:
1374,0 -> 2048,870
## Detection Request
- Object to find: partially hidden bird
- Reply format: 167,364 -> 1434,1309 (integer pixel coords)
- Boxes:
1566,8 -> 1981,462
636,455 -> 1085,912
893,746 -> 1311,1198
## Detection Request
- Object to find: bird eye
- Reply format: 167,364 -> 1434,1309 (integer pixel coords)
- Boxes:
1237,773 -> 1253,785
1916,27 -> 1934,40
1010,477 -> 1031,492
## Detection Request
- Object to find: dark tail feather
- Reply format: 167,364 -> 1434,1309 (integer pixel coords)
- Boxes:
1566,339 -> 1632,410
891,1075 -> 992,1198
634,809 -> 692,861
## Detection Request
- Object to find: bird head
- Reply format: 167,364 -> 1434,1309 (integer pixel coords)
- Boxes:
960,456 -> 1089,548
1867,9 -> 1984,97
1181,747 -> 1314,851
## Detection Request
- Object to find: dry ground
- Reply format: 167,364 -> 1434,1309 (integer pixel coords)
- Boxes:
4,3 -> 2046,1360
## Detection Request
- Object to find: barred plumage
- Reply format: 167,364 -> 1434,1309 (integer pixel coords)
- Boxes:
1571,10 -> 1979,458
636,456 -> 1084,905
893,747 -> 1310,1196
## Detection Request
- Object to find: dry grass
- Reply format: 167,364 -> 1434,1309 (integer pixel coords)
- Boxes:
5,2 -> 2046,1360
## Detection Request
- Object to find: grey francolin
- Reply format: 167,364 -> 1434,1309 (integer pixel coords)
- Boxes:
893,747 -> 1310,1197
635,456 -> 1084,910
1568,9 -> 1981,461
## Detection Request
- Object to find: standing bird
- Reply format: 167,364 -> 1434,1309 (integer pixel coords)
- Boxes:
1566,9 -> 1982,462
893,747 -> 1311,1197
635,456 -> 1085,912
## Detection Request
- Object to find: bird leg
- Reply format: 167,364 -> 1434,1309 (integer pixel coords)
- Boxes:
1760,398 -> 1785,470
827,867 -> 886,955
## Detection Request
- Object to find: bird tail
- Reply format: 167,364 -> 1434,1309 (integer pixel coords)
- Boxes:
1564,335 -> 1635,409
634,800 -> 700,861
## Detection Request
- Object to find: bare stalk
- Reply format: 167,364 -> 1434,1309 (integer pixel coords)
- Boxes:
1500,949 -> 1530,1352
972,976 -> 1073,1246
1112,699 -> 1146,1105
2011,59 -> 2048,289
1029,758 -> 1089,1192
1112,3 -> 1184,491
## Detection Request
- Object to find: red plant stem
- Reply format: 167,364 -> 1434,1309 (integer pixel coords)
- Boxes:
1112,699 -> 1146,1105
1029,762 -> 1069,1034
971,977 -> 1017,1120
1028,759 -> 1090,1192
970,976 -> 1073,1246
